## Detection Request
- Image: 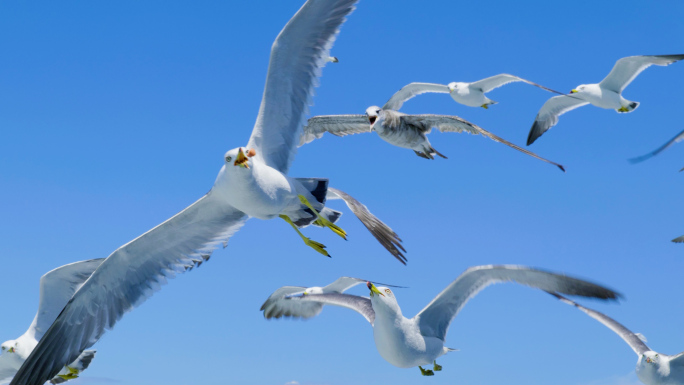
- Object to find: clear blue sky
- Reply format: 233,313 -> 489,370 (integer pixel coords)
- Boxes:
1,1 -> 684,385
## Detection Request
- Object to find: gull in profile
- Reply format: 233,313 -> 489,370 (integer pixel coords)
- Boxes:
301,108 -> 565,171
383,74 -> 564,111
550,293 -> 684,385
9,1 -> 394,384
527,54 -> 684,145
263,265 -> 620,376
0,259 -> 104,384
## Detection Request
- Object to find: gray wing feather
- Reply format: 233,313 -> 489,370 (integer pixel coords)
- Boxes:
600,54 -> 684,93
247,0 -> 358,173
549,292 -> 649,355
260,286 -> 321,319
288,293 -> 375,325
300,115 -> 370,146
28,259 -> 105,342
672,235 -> 684,243
414,265 -> 621,341
629,128 -> 684,164
323,277 -> 366,293
327,187 -> 407,264
10,193 -> 247,385
471,73 -> 564,95
409,115 -> 566,172
382,83 -> 450,111
527,95 -> 589,145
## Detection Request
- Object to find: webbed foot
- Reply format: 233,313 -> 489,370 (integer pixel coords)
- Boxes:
280,214 -> 331,258
419,366 -> 435,376
298,195 -> 347,240
433,360 -> 442,371
618,106 -> 630,112
481,104 -> 489,109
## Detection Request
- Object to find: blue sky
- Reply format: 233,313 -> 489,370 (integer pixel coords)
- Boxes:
1,1 -> 684,384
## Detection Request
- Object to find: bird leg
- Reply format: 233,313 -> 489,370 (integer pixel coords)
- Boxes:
297,195 -> 347,240
56,366 -> 80,381
414,150 -> 433,160
419,366 -> 435,376
618,106 -> 630,112
433,360 -> 442,371
279,215 -> 330,257
480,104 -> 489,109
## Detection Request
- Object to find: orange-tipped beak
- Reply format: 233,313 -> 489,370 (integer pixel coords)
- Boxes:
8,347 -> 14,353
234,148 -> 250,169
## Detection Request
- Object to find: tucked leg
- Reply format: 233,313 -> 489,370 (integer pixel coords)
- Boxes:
297,195 -> 347,240
280,215 -> 330,257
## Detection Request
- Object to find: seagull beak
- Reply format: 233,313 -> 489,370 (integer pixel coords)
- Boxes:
368,116 -> 377,126
8,347 -> 14,353
367,281 -> 384,297
234,148 -> 250,169
570,89 -> 578,93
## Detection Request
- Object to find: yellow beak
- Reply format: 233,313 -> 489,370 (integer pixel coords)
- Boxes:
570,89 -> 578,93
234,148 -> 249,169
368,282 -> 384,297
8,347 -> 14,353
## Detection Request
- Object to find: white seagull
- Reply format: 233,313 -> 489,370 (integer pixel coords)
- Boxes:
383,74 -> 564,111
527,54 -> 684,145
263,265 -> 620,376
9,1 -> 389,384
0,259 -> 104,384
301,108 -> 565,171
550,293 -> 684,385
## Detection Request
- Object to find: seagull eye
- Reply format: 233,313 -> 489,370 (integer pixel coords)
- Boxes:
385,289 -> 391,295
226,156 -> 232,162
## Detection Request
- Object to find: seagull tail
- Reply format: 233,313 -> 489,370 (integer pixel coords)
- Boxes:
444,347 -> 459,353
617,101 -> 639,113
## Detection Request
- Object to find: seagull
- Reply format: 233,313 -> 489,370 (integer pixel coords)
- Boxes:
263,265 -> 620,376
382,74 -> 565,111
629,127 -> 684,167
527,54 -> 684,145
8,1 -> 387,384
672,235 -> 684,243
261,276 -> 404,319
301,108 -> 565,171
0,259 -> 104,384
550,293 -> 684,385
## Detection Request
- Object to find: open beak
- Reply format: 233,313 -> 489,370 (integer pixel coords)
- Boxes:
234,148 -> 250,169
368,116 -> 377,126
8,347 -> 14,353
570,89 -> 578,93
367,281 -> 384,297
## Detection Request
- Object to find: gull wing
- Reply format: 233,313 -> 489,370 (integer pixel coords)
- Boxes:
414,265 -> 620,341
9,194 -> 248,385
669,352 -> 684,367
260,285 -> 318,319
327,187 -> 406,264
247,0 -> 358,173
599,54 -> 684,93
629,127 -> 684,164
672,235 -> 684,243
549,293 -> 649,355
323,277 -> 367,293
408,115 -> 566,172
300,115 -> 370,146
527,95 -> 589,145
382,83 -> 450,111
470,73 -> 563,95
28,259 -> 105,342
284,293 -> 375,325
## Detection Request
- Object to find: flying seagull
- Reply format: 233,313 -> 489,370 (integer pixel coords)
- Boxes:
550,293 -> 684,385
262,265 -> 620,376
0,260 -> 104,384
527,54 -> 684,145
301,107 -> 565,171
8,1 -> 390,384
383,74 -> 565,111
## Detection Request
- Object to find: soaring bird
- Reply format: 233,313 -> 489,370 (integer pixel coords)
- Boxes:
8,1 -> 402,385
527,54 -> 684,145
262,265 -> 619,376
0,260 -> 103,384
550,293 -> 684,385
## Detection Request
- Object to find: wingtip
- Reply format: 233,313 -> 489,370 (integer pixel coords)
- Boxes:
558,165 -> 566,172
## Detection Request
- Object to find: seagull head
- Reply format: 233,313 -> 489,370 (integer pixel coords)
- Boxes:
365,106 -> 383,129
367,282 -> 401,315
447,82 -> 464,93
643,351 -> 661,366
224,147 -> 256,170
570,85 -> 587,94
1,340 -> 16,354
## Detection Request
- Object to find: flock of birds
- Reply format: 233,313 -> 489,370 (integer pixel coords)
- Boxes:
1,0 -> 683,384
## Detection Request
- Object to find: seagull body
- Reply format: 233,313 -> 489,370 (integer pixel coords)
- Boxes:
551,293 -> 684,385
527,54 -> 684,145
263,265 -> 620,375
382,74 -> 563,111
302,107 -> 565,171
0,260 -> 103,384
9,2 -> 408,384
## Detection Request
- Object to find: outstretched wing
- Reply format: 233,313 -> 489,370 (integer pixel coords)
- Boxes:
672,235 -> 684,243
28,259 -> 105,341
470,73 -> 563,95
327,187 -> 406,264
300,115 -> 370,146
282,292 -> 375,325
549,293 -> 649,355
10,194 -> 247,385
629,128 -> 684,164
599,54 -> 684,93
260,285 -> 319,319
247,0 -> 358,173
414,265 -> 620,341
408,115 -> 566,172
382,83 -> 450,111
527,95 -> 589,145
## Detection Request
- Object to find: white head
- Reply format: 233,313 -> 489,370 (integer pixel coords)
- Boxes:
638,351 -> 670,379
367,282 -> 401,316
365,106 -> 383,129
0,339 -> 17,355
570,84 -> 589,94
303,287 -> 324,295
223,147 -> 257,172
447,82 -> 467,93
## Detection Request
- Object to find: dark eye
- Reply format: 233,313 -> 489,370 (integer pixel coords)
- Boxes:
226,156 -> 232,162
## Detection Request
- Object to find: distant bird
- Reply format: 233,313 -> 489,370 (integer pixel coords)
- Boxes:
672,235 -> 684,243
0,260 -> 103,384
629,127 -> 684,167
263,265 -> 620,376
550,293 -> 684,385
383,74 -> 564,111
301,107 -> 565,171
527,54 -> 684,145
8,2 -> 384,385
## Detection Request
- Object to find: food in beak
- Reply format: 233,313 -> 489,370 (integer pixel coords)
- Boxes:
234,149 -> 250,168
246,148 -> 256,157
